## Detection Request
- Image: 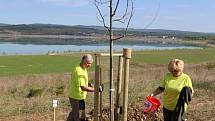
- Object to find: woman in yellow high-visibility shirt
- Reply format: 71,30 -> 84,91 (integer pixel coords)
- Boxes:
150,59 -> 193,121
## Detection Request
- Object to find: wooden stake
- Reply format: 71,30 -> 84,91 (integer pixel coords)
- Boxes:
115,56 -> 123,121
53,100 -> 58,121
94,55 -> 100,121
99,67 -> 103,121
54,107 -> 56,121
122,48 -> 132,121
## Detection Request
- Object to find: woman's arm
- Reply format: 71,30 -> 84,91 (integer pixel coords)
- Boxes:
150,87 -> 165,97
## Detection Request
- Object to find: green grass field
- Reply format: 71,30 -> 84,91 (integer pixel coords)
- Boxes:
132,48 -> 215,64
0,54 -> 81,76
0,48 -> 215,76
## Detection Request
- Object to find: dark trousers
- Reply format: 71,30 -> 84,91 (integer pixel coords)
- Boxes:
163,107 -> 175,121
163,107 -> 186,121
67,98 -> 86,121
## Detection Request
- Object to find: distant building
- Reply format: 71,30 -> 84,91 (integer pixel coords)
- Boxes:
162,36 -> 168,39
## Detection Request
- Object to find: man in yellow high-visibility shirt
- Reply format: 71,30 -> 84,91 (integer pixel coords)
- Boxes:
67,54 -> 95,121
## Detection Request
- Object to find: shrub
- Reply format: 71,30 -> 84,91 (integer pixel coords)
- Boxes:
54,85 -> 65,96
206,63 -> 215,70
48,84 -> 65,96
27,88 -> 43,98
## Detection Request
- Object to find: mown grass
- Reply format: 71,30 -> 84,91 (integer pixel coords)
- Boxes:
0,48 -> 215,76
0,54 -> 80,76
132,48 -> 215,64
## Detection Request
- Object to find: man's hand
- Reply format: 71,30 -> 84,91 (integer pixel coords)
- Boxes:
88,83 -> 94,87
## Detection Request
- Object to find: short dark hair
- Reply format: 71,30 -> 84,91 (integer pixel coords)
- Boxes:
81,54 -> 93,63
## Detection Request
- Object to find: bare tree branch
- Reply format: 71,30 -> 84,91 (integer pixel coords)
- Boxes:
112,0 -> 120,17
94,2 -> 110,31
143,0 -> 160,29
113,0 -> 134,41
113,0 -> 129,22
94,0 -> 109,4
94,0 -> 134,41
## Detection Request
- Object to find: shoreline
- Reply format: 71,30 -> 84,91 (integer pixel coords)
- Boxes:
0,33 -> 214,48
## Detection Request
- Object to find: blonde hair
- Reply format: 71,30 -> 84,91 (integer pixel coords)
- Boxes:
168,59 -> 184,73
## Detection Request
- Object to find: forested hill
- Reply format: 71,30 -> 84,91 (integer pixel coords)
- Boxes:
0,23 -> 215,40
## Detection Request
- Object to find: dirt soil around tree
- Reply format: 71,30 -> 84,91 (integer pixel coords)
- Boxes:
86,88 -> 215,121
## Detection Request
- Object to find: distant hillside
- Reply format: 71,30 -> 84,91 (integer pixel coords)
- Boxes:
0,23 -> 215,40
0,23 -> 10,26
0,24 -> 104,36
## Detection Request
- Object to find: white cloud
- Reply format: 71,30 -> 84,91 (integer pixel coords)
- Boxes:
39,0 -> 89,7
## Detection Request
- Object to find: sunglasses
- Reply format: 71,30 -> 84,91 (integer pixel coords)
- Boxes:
87,62 -> 92,64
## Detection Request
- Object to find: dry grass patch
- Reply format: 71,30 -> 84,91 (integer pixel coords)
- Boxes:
0,61 -> 215,120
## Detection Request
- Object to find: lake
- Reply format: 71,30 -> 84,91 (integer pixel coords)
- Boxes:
0,43 -> 201,55
0,38 -> 201,55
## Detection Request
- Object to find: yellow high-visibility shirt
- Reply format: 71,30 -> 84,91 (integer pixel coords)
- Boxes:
68,65 -> 88,100
160,73 -> 193,111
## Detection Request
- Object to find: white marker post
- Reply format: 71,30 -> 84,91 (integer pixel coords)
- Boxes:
53,100 -> 58,121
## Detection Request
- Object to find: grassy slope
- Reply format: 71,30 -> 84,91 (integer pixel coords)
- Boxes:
0,48 -> 215,76
133,48 -> 215,64
0,49 -> 215,120
0,54 -> 80,76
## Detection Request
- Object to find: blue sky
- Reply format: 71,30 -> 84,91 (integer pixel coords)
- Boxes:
0,0 -> 215,33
